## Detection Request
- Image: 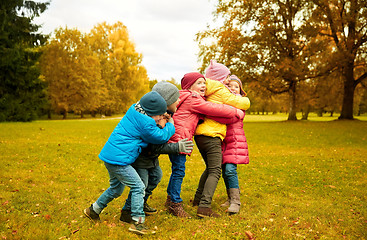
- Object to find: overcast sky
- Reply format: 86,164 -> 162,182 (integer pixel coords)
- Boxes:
34,0 -> 218,83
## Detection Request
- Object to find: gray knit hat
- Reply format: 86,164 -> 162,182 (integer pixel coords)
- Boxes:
139,91 -> 167,116
152,81 -> 180,106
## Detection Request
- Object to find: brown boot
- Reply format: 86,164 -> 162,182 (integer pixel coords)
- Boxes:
220,189 -> 230,207
164,195 -> 171,208
197,207 -> 221,218
168,202 -> 191,218
227,188 -> 241,214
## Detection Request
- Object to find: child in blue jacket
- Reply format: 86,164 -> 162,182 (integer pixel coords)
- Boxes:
84,91 -> 175,235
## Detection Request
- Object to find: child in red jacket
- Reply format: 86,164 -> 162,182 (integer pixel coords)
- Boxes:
166,72 -> 243,218
220,75 -> 249,214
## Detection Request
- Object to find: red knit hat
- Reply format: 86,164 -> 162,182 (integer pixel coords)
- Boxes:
181,72 -> 206,90
205,60 -> 231,83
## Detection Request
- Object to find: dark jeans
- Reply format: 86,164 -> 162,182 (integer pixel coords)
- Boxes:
123,165 -> 163,210
193,135 -> 222,208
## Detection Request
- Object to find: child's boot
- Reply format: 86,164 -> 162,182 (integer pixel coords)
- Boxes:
168,202 -> 191,218
83,204 -> 101,222
227,188 -> 241,214
220,189 -> 231,207
128,218 -> 156,235
144,200 -> 157,215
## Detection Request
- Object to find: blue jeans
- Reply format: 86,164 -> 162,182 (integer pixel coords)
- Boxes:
222,163 -> 239,189
123,166 -> 163,209
167,154 -> 186,203
93,162 -> 145,222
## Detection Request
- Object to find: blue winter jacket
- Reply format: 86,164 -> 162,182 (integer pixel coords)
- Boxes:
98,104 -> 175,166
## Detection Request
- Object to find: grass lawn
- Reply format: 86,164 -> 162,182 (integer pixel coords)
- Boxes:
0,116 -> 366,239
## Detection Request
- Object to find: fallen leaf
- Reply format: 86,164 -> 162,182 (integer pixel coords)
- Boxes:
245,231 -> 255,240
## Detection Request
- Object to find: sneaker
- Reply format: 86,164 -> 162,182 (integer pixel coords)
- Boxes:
197,206 -> 220,218
128,221 -> 156,235
119,209 -> 132,223
83,204 -> 100,222
168,202 -> 191,218
144,202 -> 157,215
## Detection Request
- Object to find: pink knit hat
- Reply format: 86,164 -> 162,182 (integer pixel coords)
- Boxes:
181,72 -> 206,90
205,60 -> 231,83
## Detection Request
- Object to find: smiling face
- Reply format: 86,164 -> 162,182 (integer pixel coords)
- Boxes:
228,80 -> 241,95
189,78 -> 206,96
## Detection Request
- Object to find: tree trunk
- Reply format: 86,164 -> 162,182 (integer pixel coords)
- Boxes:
62,110 -> 67,119
287,81 -> 297,120
301,105 -> 310,120
339,60 -> 356,120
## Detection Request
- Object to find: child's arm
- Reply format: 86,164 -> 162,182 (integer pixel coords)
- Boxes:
191,96 -> 243,119
149,139 -> 194,155
206,79 -> 250,110
207,109 -> 245,124
141,122 -> 175,145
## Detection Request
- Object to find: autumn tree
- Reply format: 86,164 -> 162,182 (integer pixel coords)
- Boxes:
197,0 -> 335,120
88,22 -> 150,115
310,0 -> 367,119
41,22 -> 149,118
0,0 -> 49,121
40,28 -> 103,119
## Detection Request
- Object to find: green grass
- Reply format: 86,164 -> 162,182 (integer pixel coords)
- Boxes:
0,116 -> 366,239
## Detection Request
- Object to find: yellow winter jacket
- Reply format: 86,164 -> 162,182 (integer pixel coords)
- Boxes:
194,78 -> 250,140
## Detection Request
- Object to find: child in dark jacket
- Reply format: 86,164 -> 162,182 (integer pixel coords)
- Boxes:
120,82 -> 194,223
84,91 -> 175,235
165,72 -> 244,218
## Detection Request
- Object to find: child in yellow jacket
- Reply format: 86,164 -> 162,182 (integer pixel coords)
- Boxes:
193,60 -> 250,218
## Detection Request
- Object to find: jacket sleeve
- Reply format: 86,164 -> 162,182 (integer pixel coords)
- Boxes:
191,96 -> 238,118
149,142 -> 180,154
207,79 -> 250,110
207,115 -> 240,124
141,122 -> 175,144
221,88 -> 250,110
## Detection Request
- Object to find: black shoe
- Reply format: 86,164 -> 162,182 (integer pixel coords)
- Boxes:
128,221 -> 156,235
83,204 -> 100,222
120,209 -> 132,223
144,202 -> 157,215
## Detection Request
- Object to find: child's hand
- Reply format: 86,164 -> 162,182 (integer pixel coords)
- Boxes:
235,109 -> 245,119
156,117 -> 167,128
164,113 -> 174,125
178,138 -> 194,154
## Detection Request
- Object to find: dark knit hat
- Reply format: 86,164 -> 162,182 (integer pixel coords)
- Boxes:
152,81 -> 180,106
139,91 -> 167,116
181,72 -> 206,90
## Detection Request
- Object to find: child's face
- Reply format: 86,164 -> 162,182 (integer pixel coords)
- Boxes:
222,75 -> 231,85
189,78 -> 206,96
151,114 -> 166,128
228,80 -> 240,95
167,98 -> 180,113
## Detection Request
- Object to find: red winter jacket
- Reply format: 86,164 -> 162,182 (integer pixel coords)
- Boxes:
221,110 -> 249,164
169,90 -> 241,154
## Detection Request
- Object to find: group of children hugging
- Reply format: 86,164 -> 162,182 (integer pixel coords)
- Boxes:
83,60 -> 251,235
